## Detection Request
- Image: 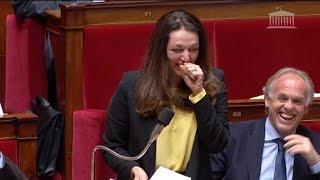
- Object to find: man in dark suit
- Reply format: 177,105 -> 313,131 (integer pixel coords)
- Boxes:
211,67 -> 320,180
0,151 -> 28,180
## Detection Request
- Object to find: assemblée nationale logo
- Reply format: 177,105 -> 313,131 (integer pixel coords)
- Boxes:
267,6 -> 296,29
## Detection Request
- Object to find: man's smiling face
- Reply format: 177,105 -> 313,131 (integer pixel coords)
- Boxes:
265,73 -> 309,137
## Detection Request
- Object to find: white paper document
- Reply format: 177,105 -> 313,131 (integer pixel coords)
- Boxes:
0,102 -> 3,116
150,166 -> 191,180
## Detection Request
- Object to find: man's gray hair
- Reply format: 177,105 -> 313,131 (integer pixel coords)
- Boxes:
263,67 -> 314,106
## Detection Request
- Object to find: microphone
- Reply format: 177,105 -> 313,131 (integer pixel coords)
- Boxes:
91,107 -> 174,180
148,107 -> 174,143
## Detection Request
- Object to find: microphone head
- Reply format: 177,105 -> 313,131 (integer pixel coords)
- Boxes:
158,107 -> 174,126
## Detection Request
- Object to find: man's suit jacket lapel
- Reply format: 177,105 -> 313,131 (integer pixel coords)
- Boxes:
245,118 -> 266,180
293,154 -> 309,180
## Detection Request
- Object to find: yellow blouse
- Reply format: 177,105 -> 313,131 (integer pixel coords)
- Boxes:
155,89 -> 206,172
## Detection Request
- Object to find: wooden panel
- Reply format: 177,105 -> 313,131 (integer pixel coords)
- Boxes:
228,99 -> 265,122
76,1 -> 320,24
0,1 -> 12,55
0,55 -> 5,106
18,139 -> 37,179
47,22 -> 66,115
0,1 -> 13,107
16,113 -> 37,137
45,1 -> 320,179
228,98 -> 320,122
0,113 -> 37,179
0,118 -> 17,138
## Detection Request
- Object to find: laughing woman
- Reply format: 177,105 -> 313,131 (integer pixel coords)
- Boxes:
103,10 -> 229,180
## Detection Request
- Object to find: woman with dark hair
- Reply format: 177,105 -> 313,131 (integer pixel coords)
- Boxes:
104,10 -> 229,180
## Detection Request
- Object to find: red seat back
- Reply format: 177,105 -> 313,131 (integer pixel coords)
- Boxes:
214,16 -> 320,99
72,109 -> 116,180
83,23 -> 155,110
301,120 -> 320,133
5,15 -> 47,113
82,21 -> 215,110
0,140 -> 18,164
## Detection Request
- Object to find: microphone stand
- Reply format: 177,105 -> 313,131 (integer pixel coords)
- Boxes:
91,124 -> 164,180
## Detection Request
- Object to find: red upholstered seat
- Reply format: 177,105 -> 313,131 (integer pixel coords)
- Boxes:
83,23 -> 155,110
301,120 -> 320,133
73,109 -> 115,180
0,140 -> 18,164
5,15 -> 47,113
4,14 -> 47,166
214,16 -> 320,99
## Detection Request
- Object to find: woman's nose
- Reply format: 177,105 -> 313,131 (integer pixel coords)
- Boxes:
181,50 -> 190,62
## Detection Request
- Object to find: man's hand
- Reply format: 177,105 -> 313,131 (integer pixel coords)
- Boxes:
130,166 -> 149,180
284,134 -> 320,165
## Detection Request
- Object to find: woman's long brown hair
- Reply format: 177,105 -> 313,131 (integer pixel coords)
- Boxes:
137,10 -> 221,117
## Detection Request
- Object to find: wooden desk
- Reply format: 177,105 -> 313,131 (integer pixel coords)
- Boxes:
45,1 -> 320,179
228,98 -> 320,122
0,113 -> 37,179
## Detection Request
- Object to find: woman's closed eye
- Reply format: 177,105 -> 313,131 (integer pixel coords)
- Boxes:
189,48 -> 199,52
170,48 -> 198,53
171,48 -> 184,53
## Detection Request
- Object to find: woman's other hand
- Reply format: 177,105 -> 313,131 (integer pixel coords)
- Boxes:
130,166 -> 149,180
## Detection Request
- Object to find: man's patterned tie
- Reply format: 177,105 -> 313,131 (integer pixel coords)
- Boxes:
273,138 -> 287,180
